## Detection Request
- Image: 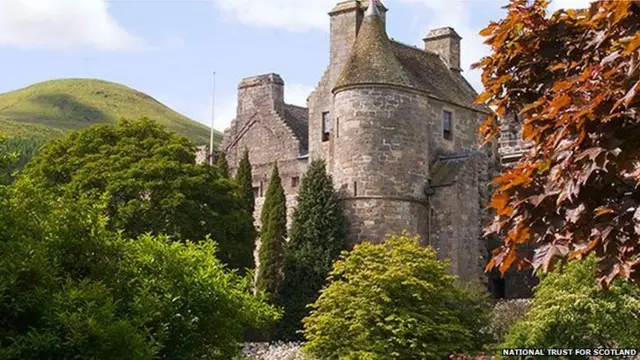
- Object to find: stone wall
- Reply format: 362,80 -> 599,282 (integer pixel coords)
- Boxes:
332,86 -> 430,245
427,98 -> 486,164
428,153 -> 487,283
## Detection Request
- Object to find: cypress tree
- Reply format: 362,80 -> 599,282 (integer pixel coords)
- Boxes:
235,148 -> 254,215
256,163 -> 287,303
216,151 -> 230,178
275,159 -> 346,340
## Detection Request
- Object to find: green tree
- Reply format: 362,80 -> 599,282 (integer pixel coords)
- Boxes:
235,147 -> 255,215
256,163 -> 286,303
475,0 -> 640,285
302,234 -> 492,360
276,159 -> 346,340
502,255 -> 640,356
0,181 -> 279,360
217,151 -> 230,178
22,118 -> 255,271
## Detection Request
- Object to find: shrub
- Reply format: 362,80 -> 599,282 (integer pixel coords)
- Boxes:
0,181 -> 279,359
302,234 -> 491,359
487,299 -> 531,344
502,255 -> 640,354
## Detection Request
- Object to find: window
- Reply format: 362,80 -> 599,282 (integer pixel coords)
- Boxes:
353,181 -> 358,196
291,176 -> 300,188
322,112 -> 332,142
443,110 -> 453,140
253,187 -> 260,198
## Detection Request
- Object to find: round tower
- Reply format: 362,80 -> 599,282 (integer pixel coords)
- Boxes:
332,0 -> 430,246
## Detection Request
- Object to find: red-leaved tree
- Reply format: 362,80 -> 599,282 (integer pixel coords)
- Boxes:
475,0 -> 640,287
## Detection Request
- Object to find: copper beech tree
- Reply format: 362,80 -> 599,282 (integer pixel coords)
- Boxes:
474,0 -> 640,286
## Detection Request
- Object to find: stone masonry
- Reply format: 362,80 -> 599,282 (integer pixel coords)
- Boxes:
220,0 -> 531,298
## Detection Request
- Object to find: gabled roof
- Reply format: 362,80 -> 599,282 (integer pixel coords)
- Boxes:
282,104 -> 309,155
390,41 -> 489,113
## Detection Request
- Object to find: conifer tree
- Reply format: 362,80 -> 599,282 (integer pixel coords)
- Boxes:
256,163 -> 286,303
216,151 -> 230,178
276,159 -> 346,340
235,148 -> 254,215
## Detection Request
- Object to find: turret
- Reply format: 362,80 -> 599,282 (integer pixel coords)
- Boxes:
331,0 -> 430,246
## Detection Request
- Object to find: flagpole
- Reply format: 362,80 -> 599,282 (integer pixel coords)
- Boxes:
209,71 -> 216,165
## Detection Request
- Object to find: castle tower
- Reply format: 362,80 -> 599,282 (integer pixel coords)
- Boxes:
331,0 -> 431,246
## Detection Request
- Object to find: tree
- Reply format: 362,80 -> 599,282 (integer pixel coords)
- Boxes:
217,151 -> 230,178
302,234 -> 492,360
276,159 -> 346,340
256,163 -> 286,303
235,148 -> 255,215
22,118 -> 255,271
502,255 -> 640,354
0,181 -> 279,360
474,0 -> 640,286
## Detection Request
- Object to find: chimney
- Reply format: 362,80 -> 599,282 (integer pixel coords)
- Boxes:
423,27 -> 462,72
236,73 -> 285,124
328,1 -> 387,85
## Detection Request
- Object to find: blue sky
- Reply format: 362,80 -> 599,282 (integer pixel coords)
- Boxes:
0,0 -> 589,131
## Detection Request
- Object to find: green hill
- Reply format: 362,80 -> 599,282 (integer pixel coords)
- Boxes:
0,78 -> 220,145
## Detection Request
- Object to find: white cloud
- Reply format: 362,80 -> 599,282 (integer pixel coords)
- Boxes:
0,0 -> 147,50
214,0 -> 335,32
213,0 -> 495,91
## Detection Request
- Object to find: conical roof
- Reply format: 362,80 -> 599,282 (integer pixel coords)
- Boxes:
333,0 -> 412,93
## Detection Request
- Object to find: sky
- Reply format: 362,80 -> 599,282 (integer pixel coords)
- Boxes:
0,0 -> 591,131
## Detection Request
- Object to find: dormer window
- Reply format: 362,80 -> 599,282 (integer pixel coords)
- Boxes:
443,110 -> 453,140
322,112 -> 332,142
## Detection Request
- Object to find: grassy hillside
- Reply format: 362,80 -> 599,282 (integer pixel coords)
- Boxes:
0,78 -> 221,146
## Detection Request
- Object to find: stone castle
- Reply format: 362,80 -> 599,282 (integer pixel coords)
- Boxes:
220,0 -> 534,298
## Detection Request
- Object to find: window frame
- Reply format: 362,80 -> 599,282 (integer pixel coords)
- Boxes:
442,110 -> 453,141
322,111 -> 332,142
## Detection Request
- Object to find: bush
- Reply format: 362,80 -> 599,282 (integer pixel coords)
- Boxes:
502,255 -> 640,354
0,181 -> 279,359
487,299 -> 530,344
302,234 -> 491,359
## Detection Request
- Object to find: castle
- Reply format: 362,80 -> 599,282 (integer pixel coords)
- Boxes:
220,0 -> 534,298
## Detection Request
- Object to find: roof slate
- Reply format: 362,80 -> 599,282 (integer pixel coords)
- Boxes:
334,13 -> 412,92
390,41 -> 489,112
282,104 -> 309,155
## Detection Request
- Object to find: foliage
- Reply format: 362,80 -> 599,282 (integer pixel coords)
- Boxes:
256,164 -> 287,303
218,151 -> 230,178
474,0 -> 640,285
0,137 -> 43,183
0,135 -> 17,185
302,234 -> 492,360
276,160 -> 347,340
236,148 -> 255,215
0,78 -> 219,145
0,181 -> 279,360
502,255 -> 640,354
486,299 -> 531,344
22,118 -> 256,271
